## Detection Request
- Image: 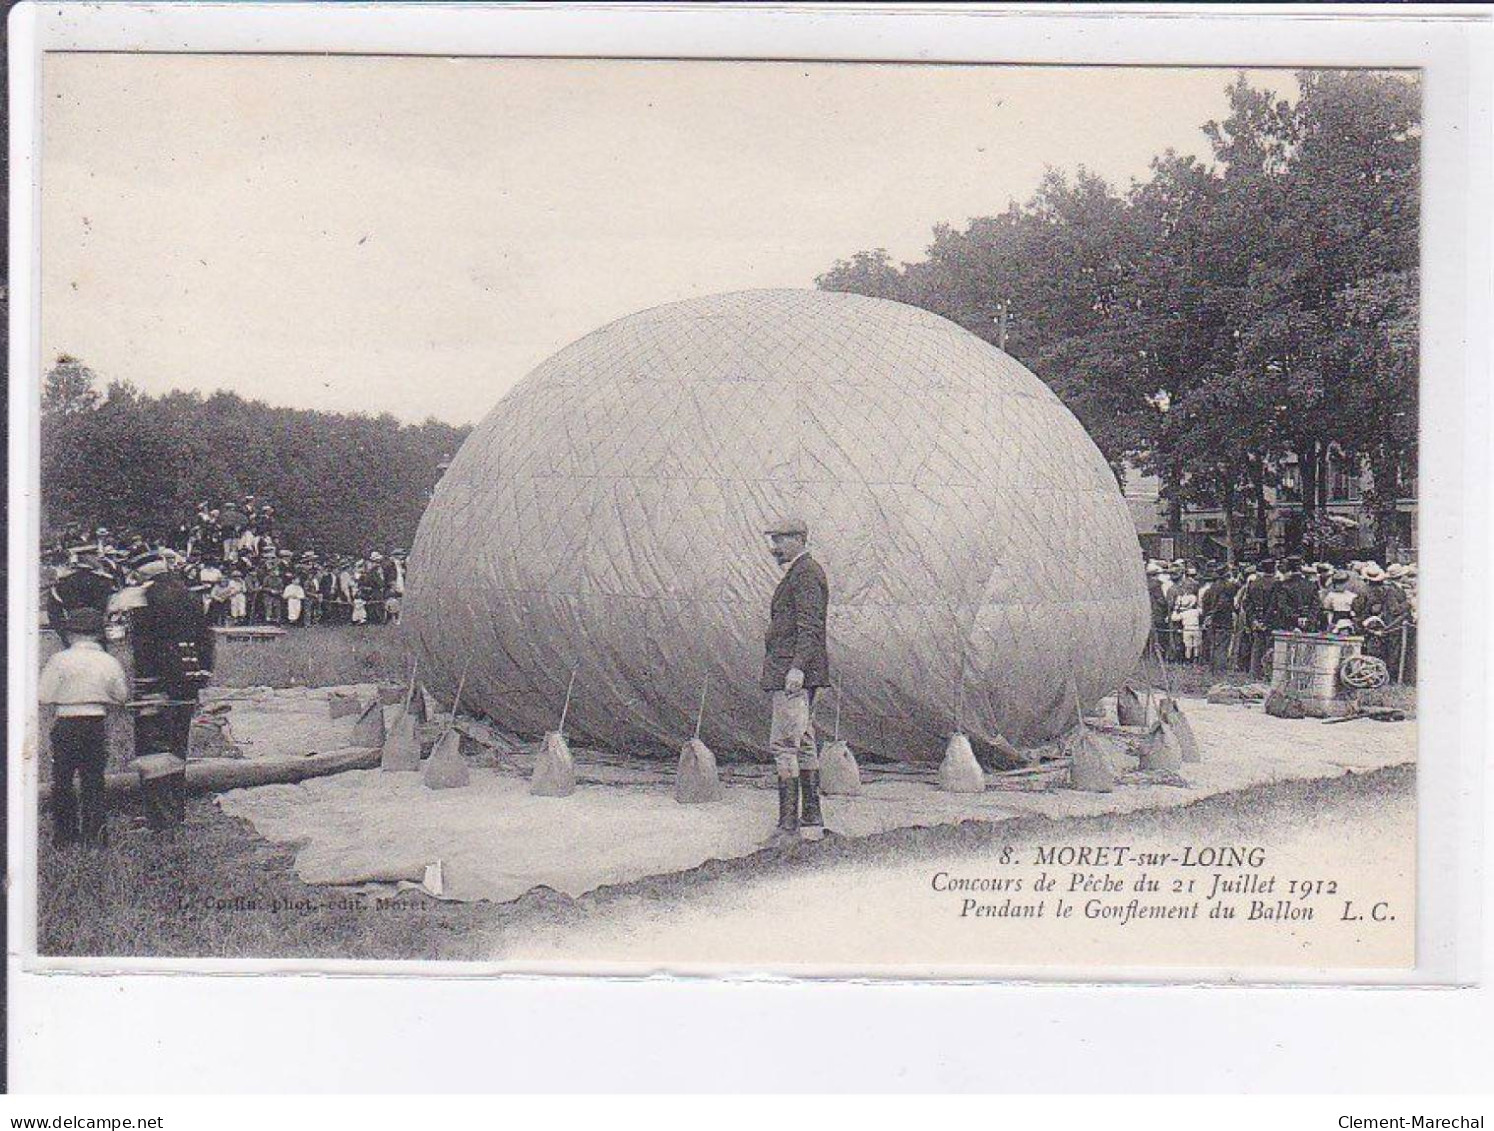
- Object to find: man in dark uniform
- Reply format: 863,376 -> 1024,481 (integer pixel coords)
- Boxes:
128,550 -> 215,764
1242,559 -> 1279,678
760,517 -> 831,846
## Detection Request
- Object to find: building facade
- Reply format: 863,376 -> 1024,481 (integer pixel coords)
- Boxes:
1123,454 -> 1417,563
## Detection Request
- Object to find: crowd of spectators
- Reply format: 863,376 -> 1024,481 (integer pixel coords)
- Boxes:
42,495 -> 407,633
1146,554 -> 1418,682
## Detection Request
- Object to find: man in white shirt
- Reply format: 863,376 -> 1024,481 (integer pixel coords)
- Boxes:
38,607 -> 129,845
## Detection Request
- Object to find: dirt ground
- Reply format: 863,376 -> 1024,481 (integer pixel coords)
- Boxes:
32,626 -> 1419,965
213,694 -> 1415,905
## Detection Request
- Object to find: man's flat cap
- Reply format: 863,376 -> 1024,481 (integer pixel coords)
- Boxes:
764,517 -> 809,537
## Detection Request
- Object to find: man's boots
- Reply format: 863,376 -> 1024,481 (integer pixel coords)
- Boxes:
768,775 -> 799,848
799,769 -> 824,841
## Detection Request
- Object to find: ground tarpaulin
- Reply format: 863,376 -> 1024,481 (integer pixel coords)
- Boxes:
214,698 -> 1416,905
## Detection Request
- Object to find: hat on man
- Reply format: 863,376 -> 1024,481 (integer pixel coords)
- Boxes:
1284,555 -> 1303,573
764,517 -> 809,538
1145,562 -> 1162,576
128,549 -> 169,578
65,607 -> 105,635
72,551 -> 112,578
1259,558 -> 1277,574
1362,565 -> 1387,582
1332,569 -> 1350,583
1386,563 -> 1407,580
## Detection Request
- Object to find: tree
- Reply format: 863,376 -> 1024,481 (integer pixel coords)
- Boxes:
815,249 -> 908,302
41,355 -> 101,417
814,69 -> 1420,559
37,357 -> 471,553
1212,70 -> 1419,550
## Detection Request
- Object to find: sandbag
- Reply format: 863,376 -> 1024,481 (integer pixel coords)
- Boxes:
1265,689 -> 1307,719
190,715 -> 237,759
328,692 -> 361,720
1137,721 -> 1183,773
352,699 -> 387,747
819,739 -> 862,796
937,733 -> 985,794
1206,683 -> 1245,705
987,731 -> 1029,769
1158,697 -> 1200,763
1116,684 -> 1149,727
1063,727 -> 1117,792
422,728 -> 471,789
674,737 -> 723,804
530,730 -> 577,797
380,706 -> 421,772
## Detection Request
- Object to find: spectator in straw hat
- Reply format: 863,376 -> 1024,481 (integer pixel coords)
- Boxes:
1353,564 -> 1410,664
49,551 -> 117,646
761,516 -> 830,846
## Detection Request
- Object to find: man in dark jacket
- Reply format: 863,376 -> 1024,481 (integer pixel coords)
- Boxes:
129,550 -> 215,761
761,516 -> 830,845
1242,559 -> 1279,678
1145,564 -> 1169,654
1270,556 -> 1322,633
1201,568 -> 1239,672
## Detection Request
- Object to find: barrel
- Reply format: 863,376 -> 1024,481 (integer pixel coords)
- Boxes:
1270,632 -> 1363,718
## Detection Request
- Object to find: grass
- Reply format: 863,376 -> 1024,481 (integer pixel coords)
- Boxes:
41,622 -> 410,695
209,623 -> 412,689
36,623 -> 470,960
37,795 -> 498,960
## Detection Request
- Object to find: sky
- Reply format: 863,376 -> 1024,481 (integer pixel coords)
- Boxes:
41,56 -> 1296,426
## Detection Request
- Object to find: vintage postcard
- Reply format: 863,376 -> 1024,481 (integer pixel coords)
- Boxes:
11,10 -> 1482,990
